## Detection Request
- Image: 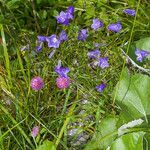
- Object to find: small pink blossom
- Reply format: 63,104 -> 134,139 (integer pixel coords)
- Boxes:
30,76 -> 44,91
31,126 -> 40,138
56,76 -> 70,89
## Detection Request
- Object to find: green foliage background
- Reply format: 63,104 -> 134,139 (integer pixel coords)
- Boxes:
0,0 -> 150,150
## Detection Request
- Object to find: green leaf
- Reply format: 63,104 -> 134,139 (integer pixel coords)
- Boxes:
36,140 -> 56,150
6,0 -> 20,9
115,68 -> 150,122
110,132 -> 145,150
143,133 -> 150,150
84,117 -> 118,150
135,37 -> 150,51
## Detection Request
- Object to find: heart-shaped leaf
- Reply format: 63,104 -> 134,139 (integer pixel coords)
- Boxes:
115,68 -> 150,122
110,132 -> 145,150
84,117 -> 118,150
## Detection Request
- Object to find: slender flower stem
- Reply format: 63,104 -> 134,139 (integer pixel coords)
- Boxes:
112,0 -> 141,106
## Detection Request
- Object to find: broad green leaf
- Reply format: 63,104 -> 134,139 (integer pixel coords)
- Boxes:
84,117 -> 118,150
36,140 -> 56,150
115,68 -> 150,122
110,132 -> 145,150
143,133 -> 150,150
135,37 -> 150,52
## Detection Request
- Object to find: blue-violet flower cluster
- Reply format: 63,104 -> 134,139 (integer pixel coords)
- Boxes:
56,6 -> 74,25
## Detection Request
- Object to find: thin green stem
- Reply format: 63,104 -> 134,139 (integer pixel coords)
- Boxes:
112,0 -> 141,105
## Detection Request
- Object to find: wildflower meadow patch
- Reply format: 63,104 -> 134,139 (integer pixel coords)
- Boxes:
0,0 -> 150,150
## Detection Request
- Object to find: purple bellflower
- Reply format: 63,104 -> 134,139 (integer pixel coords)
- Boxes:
59,30 -> 68,42
97,57 -> 109,69
78,29 -> 87,41
135,49 -> 150,62
87,49 -> 100,59
123,9 -> 135,16
46,34 -> 60,48
37,35 -> 46,42
56,11 -> 69,25
54,66 -> 70,77
66,6 -> 74,20
96,83 -> 106,92
108,22 -> 122,33
91,19 -> 103,31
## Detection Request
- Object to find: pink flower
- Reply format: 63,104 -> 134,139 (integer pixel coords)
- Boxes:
30,76 -> 44,91
56,76 -> 70,89
31,126 -> 40,138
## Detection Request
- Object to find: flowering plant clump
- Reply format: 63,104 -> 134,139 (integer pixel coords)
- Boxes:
2,2 -> 150,149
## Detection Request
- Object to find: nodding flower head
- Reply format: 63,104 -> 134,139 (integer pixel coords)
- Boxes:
30,76 -> 44,91
91,19 -> 103,31
78,29 -> 87,41
135,49 -> 150,62
54,66 -> 70,78
108,22 -> 122,33
96,83 -> 106,92
56,76 -> 70,89
37,35 -> 47,42
87,49 -> 100,59
66,6 -> 74,20
59,30 -> 68,42
123,9 -> 135,16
